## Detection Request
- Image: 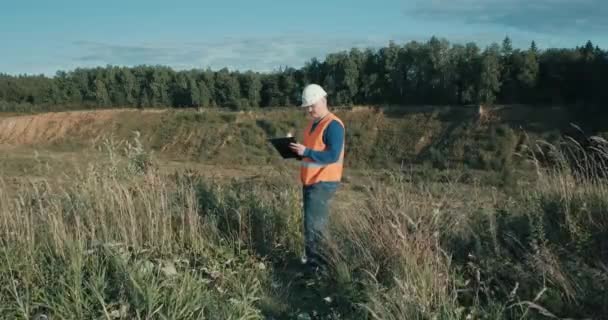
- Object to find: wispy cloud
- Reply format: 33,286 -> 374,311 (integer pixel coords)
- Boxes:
407,0 -> 608,35
3,35 -> 426,76
70,35 -> 393,73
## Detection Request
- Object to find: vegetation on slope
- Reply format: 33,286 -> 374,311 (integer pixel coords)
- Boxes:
1,128 -> 607,319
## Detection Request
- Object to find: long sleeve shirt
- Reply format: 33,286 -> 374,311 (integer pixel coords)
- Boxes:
302,119 -> 344,164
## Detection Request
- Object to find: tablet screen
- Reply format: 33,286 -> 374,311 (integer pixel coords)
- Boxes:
268,137 -> 301,159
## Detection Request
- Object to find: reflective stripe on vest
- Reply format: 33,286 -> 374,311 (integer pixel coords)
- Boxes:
300,113 -> 345,186
300,159 -> 343,168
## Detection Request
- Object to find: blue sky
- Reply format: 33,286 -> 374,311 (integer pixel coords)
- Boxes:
2,0 -> 607,76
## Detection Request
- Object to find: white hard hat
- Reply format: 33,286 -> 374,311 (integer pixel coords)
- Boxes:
300,84 -> 327,107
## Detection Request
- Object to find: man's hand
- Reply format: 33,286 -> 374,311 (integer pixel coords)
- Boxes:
289,143 -> 306,156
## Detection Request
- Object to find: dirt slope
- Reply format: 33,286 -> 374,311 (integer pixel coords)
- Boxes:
0,109 -> 163,147
0,106 -> 569,170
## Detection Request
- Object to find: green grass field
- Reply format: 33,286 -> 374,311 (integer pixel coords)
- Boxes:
0,107 -> 606,319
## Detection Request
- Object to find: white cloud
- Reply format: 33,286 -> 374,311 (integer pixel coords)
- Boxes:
68,35 -> 393,74
407,0 -> 608,34
2,34 -> 427,76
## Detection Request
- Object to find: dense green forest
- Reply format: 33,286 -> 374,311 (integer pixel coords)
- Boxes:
1,36 -> 606,117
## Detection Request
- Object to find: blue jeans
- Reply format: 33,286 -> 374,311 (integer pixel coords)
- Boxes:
303,181 -> 339,264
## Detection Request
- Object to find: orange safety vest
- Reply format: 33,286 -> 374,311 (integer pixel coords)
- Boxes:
300,112 -> 345,186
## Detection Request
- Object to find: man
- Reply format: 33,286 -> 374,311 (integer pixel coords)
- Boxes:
289,84 -> 345,270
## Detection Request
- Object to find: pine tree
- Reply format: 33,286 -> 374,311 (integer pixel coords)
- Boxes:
214,68 -> 241,109
530,41 -> 538,54
94,78 -> 110,107
261,75 -> 281,107
517,47 -> 539,91
478,44 -> 502,104
501,36 -> 513,56
499,36 -> 516,103
239,71 -> 262,108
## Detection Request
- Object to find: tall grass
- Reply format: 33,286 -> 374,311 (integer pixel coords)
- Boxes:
1,131 -> 607,319
328,176 -> 465,319
320,133 -> 608,319
0,137 -> 269,319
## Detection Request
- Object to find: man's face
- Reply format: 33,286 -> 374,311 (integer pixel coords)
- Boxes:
305,98 -> 326,119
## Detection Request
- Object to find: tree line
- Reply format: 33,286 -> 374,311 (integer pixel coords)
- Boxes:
1,36 -> 606,114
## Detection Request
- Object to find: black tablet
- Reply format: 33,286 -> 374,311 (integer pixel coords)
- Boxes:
268,136 -> 301,159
